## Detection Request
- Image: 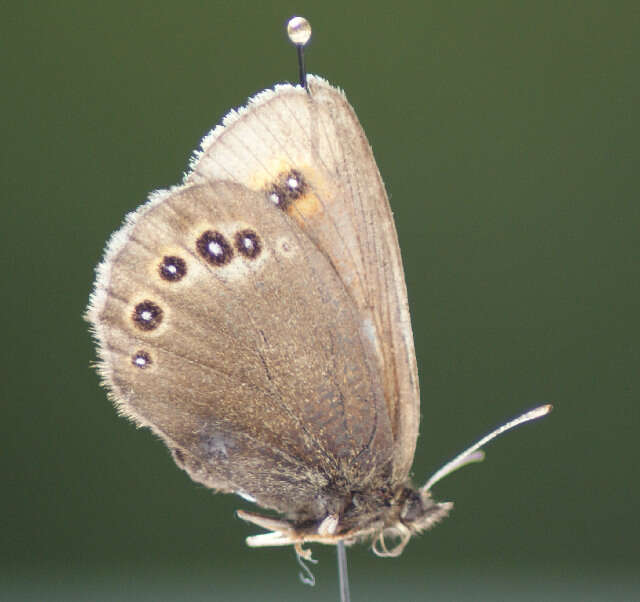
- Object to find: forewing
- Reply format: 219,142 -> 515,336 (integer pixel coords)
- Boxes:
188,76 -> 420,481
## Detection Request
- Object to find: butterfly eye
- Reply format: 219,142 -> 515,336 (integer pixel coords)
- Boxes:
131,350 -> 152,369
268,191 -> 282,205
158,255 -> 187,281
234,229 -> 262,259
283,169 -> 305,197
286,175 -> 300,190
132,300 -> 163,331
265,169 -> 308,210
196,230 -> 233,266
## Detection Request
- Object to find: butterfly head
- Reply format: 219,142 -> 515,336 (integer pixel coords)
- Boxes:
369,486 -> 453,557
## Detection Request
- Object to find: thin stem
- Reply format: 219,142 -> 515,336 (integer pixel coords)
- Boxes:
297,44 -> 308,90
336,541 -> 351,602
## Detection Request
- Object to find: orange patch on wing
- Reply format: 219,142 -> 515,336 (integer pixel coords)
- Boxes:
286,192 -> 323,221
246,161 -> 334,225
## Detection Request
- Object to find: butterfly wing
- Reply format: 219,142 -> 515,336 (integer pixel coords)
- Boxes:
87,180 -> 394,520
188,76 -> 420,481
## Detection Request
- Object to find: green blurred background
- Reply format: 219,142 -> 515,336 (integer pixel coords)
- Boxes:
2,1 -> 639,600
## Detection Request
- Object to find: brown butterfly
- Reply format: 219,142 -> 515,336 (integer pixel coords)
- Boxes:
86,16 -> 550,563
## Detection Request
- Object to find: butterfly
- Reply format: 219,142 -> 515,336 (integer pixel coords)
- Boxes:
86,17 -> 550,564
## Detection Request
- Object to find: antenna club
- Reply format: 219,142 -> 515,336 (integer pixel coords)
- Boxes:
287,16 -> 312,46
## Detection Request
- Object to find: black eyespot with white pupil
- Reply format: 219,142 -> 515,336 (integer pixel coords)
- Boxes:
132,350 -> 152,369
196,230 -> 233,265
159,255 -> 186,281
132,300 -> 163,331
266,169 -> 307,210
234,229 -> 261,259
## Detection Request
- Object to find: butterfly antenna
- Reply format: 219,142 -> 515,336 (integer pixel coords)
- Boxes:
422,404 -> 553,492
287,16 -> 312,91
